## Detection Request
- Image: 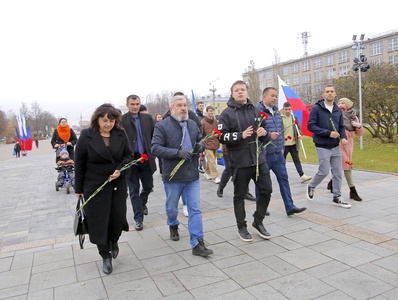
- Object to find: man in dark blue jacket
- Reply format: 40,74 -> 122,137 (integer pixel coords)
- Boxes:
306,85 -> 350,208
257,87 -> 306,217
151,94 -> 213,257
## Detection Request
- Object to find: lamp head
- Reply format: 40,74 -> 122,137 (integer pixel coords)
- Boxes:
352,34 -> 357,41
352,65 -> 359,72
360,34 -> 365,41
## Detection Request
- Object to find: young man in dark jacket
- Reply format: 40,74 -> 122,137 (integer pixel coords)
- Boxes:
151,94 -> 213,257
218,80 -> 272,242
257,87 -> 307,217
122,95 -> 157,231
306,85 -> 350,208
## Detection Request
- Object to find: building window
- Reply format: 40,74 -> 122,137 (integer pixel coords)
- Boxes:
303,73 -> 311,84
388,37 -> 398,52
314,71 -> 323,82
303,85 -> 312,97
258,71 -> 264,81
313,57 -> 322,69
265,70 -> 272,80
370,58 -> 383,64
388,54 -> 398,64
314,84 -> 323,95
292,75 -> 300,86
292,63 -> 300,74
283,66 -> 289,76
326,54 -> 335,66
326,68 -> 336,79
339,65 -> 351,76
338,50 -> 350,63
302,60 -> 310,71
369,41 -> 383,56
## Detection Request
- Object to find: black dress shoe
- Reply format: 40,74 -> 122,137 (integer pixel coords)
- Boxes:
102,257 -> 113,274
111,242 -> 119,259
217,189 -> 223,197
143,205 -> 148,215
135,221 -> 143,231
265,210 -> 270,216
287,207 -> 307,216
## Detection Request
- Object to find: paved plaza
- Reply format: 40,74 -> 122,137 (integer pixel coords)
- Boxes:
0,142 -> 397,299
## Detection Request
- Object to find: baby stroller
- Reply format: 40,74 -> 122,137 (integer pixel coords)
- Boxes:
55,147 -> 74,194
55,164 -> 74,194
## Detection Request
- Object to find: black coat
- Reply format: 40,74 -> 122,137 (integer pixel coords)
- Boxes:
121,112 -> 157,174
50,128 -> 78,161
74,127 -> 133,245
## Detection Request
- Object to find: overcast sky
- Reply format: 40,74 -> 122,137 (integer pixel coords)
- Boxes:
1,0 -> 396,125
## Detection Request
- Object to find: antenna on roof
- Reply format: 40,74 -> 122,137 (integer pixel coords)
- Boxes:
298,31 -> 311,57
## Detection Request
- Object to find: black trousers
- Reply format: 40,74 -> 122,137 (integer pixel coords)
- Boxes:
232,163 -> 272,229
284,145 -> 304,176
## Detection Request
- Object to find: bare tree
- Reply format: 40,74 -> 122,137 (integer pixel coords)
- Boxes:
31,101 -> 42,137
247,61 -> 261,104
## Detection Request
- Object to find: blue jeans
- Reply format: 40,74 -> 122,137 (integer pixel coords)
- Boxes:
163,179 -> 203,248
127,159 -> 154,223
266,152 -> 296,212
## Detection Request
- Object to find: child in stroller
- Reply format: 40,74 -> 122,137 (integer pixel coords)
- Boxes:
55,149 -> 74,193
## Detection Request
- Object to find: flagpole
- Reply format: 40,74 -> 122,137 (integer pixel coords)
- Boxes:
294,124 -> 307,159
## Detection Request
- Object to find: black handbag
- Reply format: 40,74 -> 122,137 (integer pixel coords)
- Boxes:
73,196 -> 89,249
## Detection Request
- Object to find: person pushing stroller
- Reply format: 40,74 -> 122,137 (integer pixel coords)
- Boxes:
56,149 -> 74,187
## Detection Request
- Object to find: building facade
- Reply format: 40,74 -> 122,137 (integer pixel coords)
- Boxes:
242,28 -> 398,104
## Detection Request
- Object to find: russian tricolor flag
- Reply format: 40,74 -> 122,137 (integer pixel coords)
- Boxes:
277,75 -> 312,137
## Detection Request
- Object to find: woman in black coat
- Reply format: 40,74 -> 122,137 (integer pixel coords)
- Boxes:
74,103 -> 133,275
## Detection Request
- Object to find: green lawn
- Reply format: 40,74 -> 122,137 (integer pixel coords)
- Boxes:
290,132 -> 398,174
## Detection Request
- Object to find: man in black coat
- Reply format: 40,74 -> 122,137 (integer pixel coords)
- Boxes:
121,95 -> 157,231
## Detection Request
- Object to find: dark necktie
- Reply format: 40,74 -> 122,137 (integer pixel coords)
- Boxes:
133,116 -> 145,154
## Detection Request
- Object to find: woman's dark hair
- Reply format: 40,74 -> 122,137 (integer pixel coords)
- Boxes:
90,103 -> 122,132
58,118 -> 67,124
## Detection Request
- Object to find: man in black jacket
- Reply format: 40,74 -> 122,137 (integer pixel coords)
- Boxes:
218,80 -> 272,242
122,95 -> 157,231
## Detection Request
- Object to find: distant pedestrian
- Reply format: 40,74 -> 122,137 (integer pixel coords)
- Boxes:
35,139 -> 39,148
14,142 -> 21,158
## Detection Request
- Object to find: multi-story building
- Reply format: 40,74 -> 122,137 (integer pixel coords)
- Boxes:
242,28 -> 398,104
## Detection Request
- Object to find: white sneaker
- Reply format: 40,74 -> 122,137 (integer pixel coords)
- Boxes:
179,197 -> 184,205
300,174 -> 312,183
214,177 -> 221,184
332,196 -> 351,208
183,205 -> 189,217
204,173 -> 212,180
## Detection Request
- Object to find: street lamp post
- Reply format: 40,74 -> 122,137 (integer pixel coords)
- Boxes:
352,34 -> 370,150
209,78 -> 219,107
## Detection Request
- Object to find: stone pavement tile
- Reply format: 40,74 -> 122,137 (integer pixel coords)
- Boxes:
323,229 -> 361,244
0,256 -> 12,272
0,283 -> 29,299
173,263 -> 229,290
141,253 -> 189,276
54,278 -> 107,300
151,272 -> 186,297
383,287 -> 398,299
11,252 -> 34,270
357,263 -> 398,286
305,260 -> 351,279
268,271 -> 335,299
212,253 -> 254,270
33,259 -> 74,274
352,240 -> 396,257
336,224 -> 392,244
312,290 -> 354,300
283,228 -> 332,247
373,253 -> 398,274
106,276 -> 163,300
260,256 -> 300,276
27,288 -> 54,300
322,244 -> 381,267
0,267 -> 31,289
380,238 -> 398,251
102,268 -> 148,287
75,262 -> 100,282
245,282 -> 289,300
309,239 -> 349,253
73,245 -> 101,265
99,253 -> 143,276
324,268 -> 394,299
29,266 -> 76,292
239,240 -> 287,260
276,247 -> 331,269
355,214 -> 398,235
203,241 -> 244,262
272,236 -> 303,250
33,247 -> 73,266
189,279 -> 241,300
212,289 -> 258,300
222,260 -> 280,288
159,291 -> 195,300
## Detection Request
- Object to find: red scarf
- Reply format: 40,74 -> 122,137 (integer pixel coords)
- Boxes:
57,125 -> 71,143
